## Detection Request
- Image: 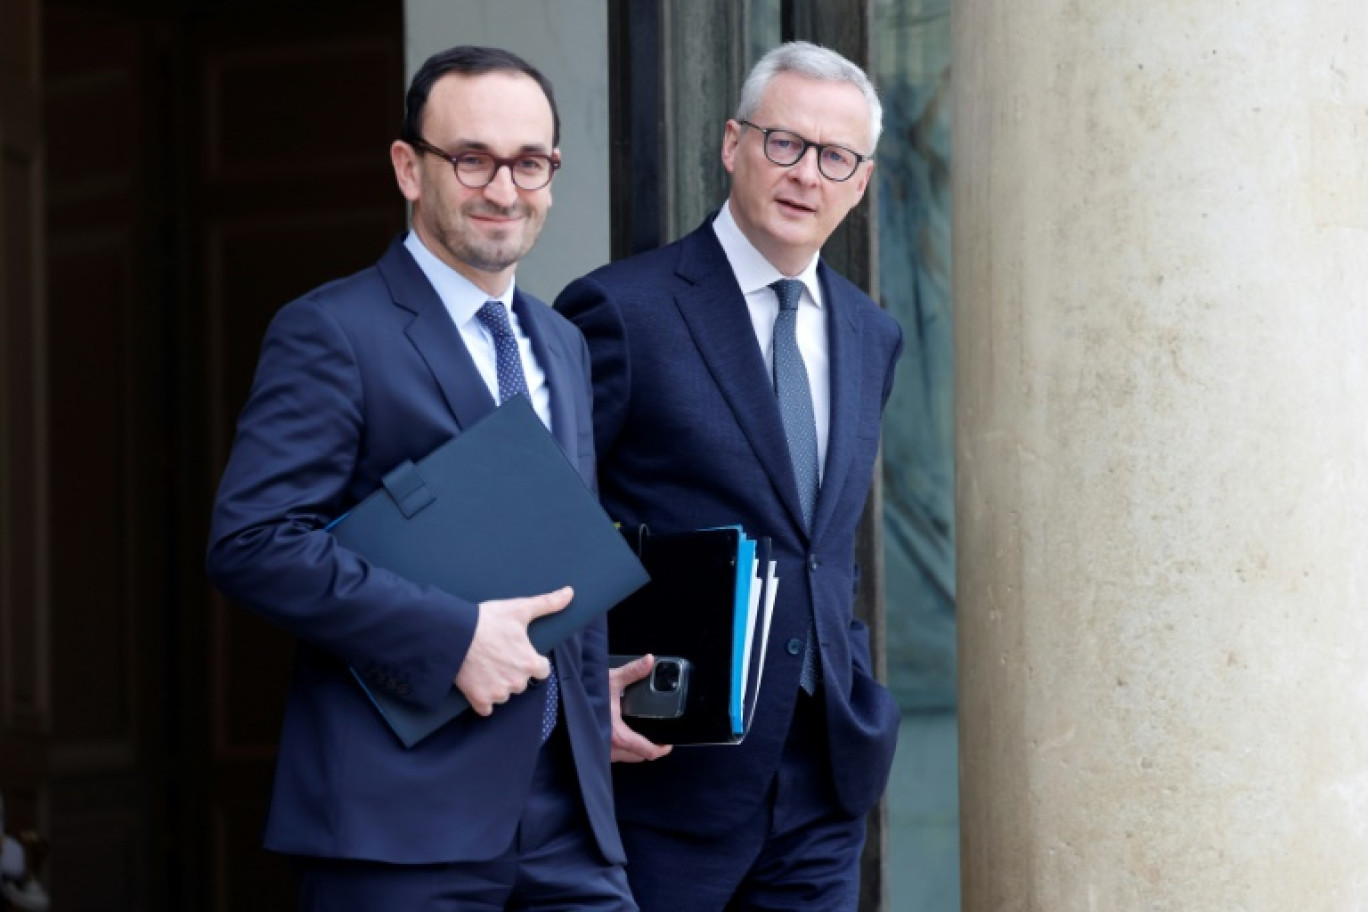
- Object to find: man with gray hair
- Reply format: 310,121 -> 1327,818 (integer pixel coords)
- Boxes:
556,40 -> 903,909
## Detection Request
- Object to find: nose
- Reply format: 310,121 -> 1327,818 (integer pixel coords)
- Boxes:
482,163 -> 519,204
788,145 -> 821,182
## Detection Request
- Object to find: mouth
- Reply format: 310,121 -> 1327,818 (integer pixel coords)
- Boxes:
776,198 -> 816,216
466,206 -> 526,226
471,214 -> 523,227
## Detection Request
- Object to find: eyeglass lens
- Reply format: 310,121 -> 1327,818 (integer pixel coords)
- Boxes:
762,130 -> 860,181
451,150 -> 555,190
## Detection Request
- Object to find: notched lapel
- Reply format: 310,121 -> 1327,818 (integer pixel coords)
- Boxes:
376,240 -> 495,432
811,265 -> 865,540
513,292 -> 580,468
672,230 -> 811,536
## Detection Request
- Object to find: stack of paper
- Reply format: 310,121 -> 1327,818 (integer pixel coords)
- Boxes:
607,525 -> 778,745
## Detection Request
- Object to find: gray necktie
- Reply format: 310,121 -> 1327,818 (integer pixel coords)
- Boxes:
476,300 -> 560,738
770,279 -> 820,694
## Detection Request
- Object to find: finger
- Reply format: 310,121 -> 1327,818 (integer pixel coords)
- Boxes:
609,653 -> 655,689
611,716 -> 659,752
528,655 -> 551,681
641,740 -> 673,760
612,739 -> 656,762
523,586 -> 574,619
611,724 -> 671,763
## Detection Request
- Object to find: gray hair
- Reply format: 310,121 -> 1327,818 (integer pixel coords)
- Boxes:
735,41 -> 883,153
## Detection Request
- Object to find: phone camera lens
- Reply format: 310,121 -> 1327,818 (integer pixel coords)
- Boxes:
653,661 -> 680,692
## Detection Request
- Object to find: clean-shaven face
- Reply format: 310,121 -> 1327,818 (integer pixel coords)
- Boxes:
720,72 -> 873,276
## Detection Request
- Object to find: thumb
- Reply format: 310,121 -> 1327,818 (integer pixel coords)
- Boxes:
524,585 -> 574,620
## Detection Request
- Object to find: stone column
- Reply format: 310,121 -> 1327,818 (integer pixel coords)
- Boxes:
953,1 -> 1368,909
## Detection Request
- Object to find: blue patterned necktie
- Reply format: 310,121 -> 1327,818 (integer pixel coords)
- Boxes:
476,300 -> 559,738
770,279 -> 820,694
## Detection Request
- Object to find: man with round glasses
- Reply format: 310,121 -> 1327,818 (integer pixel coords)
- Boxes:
734,118 -> 871,182
557,40 -> 903,911
408,139 -> 560,192
208,45 -> 635,911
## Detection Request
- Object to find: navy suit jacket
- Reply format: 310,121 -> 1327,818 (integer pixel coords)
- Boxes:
206,237 -> 622,864
555,221 -> 904,837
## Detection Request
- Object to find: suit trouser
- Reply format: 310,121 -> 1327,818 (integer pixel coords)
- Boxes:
292,721 -> 637,911
619,689 -> 867,912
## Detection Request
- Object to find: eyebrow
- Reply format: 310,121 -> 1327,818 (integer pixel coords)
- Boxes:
442,139 -> 553,154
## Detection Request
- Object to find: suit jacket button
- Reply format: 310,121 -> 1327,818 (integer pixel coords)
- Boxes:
786,638 -> 803,656
808,555 -> 819,571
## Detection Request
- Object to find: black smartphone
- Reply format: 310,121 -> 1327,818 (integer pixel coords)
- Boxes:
609,654 -> 692,719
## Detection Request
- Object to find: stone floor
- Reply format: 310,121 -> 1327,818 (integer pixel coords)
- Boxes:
886,711 -> 961,911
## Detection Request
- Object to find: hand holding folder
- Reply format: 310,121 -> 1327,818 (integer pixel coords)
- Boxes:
608,526 -> 777,745
327,397 -> 649,747
456,585 -> 572,717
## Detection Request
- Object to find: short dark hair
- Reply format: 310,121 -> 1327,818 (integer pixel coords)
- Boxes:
400,45 -> 560,148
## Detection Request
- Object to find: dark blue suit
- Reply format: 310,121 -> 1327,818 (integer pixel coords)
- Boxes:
556,221 -> 903,905
206,238 -> 623,878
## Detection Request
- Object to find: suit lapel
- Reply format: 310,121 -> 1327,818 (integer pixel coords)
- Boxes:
376,241 -> 582,466
375,238 -> 496,432
672,227 -> 810,535
513,289 -> 580,466
812,263 -> 863,540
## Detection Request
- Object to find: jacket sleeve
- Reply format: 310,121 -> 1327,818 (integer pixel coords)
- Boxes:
554,275 -> 633,462
570,324 -> 615,738
205,294 -> 478,710
848,316 -> 905,681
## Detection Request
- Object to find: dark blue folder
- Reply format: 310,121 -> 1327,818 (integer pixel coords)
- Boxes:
328,396 -> 650,747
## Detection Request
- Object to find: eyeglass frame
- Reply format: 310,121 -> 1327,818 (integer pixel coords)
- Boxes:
734,119 -> 872,183
410,137 -> 561,190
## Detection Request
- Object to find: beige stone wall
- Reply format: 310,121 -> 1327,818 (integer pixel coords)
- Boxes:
954,1 -> 1368,909
402,0 -> 611,301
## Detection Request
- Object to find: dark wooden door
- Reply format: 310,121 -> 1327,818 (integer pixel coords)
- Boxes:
188,5 -> 404,909
1,2 -> 403,908
0,0 -> 46,887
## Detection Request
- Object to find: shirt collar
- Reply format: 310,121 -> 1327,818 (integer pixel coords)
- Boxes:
712,200 -> 823,307
404,230 -> 516,326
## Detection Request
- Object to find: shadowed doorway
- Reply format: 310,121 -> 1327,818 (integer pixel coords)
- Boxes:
3,1 -> 403,907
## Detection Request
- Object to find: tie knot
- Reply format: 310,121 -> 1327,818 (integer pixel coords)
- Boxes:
771,279 -> 804,313
477,300 -> 515,338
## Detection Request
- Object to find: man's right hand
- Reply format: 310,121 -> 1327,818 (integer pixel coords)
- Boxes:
455,586 -> 572,716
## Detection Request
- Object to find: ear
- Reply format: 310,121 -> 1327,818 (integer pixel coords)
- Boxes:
720,119 -> 742,175
391,140 -> 422,203
544,146 -> 560,209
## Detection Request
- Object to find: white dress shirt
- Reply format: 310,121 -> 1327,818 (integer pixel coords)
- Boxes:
404,232 -> 552,431
712,201 -> 830,480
